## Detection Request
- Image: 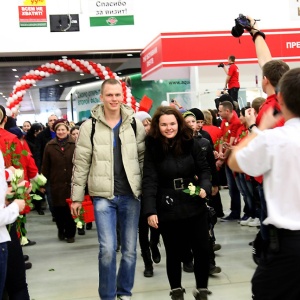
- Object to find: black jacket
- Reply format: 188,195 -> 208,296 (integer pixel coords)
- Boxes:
142,136 -> 211,222
35,127 -> 53,172
195,135 -> 219,187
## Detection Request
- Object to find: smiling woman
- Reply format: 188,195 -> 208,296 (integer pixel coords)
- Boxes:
142,105 -> 212,299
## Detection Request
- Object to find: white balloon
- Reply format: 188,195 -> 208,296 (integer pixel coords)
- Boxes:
29,70 -> 35,75
60,67 -> 65,72
103,70 -> 108,76
20,79 -> 26,85
126,97 -> 132,103
45,63 -> 51,68
66,60 -> 72,66
34,70 -> 40,75
8,97 -> 13,103
31,79 -> 36,84
44,72 -> 50,77
87,65 -> 93,71
16,92 -> 22,97
26,79 -> 31,85
11,107 -> 17,114
40,71 -> 45,77
55,65 -> 60,71
21,90 -> 26,95
12,94 -> 18,100
71,63 -> 77,69
62,58 -> 68,64
84,61 -> 89,67
104,75 -> 110,79
50,63 -> 56,68
161,100 -> 169,106
75,67 -> 80,72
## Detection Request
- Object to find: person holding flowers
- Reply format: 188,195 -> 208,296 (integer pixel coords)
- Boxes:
42,119 -> 76,243
0,151 -> 25,298
142,106 -> 212,300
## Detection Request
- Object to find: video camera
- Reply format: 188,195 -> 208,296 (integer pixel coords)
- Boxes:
231,14 -> 252,38
217,63 -> 225,68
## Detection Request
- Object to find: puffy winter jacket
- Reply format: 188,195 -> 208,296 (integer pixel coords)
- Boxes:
71,103 -> 145,202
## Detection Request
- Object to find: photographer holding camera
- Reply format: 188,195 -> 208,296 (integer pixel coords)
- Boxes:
218,55 -> 240,102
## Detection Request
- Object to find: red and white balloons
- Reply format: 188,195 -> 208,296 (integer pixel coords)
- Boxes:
6,58 -> 137,117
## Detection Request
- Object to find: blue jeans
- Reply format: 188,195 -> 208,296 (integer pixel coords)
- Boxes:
225,165 -> 241,218
93,195 -> 140,300
0,242 -> 8,299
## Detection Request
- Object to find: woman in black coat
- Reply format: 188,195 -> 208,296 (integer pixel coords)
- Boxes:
142,106 -> 212,300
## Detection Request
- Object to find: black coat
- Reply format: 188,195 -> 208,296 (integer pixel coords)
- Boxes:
142,136 -> 212,222
35,127 -> 53,172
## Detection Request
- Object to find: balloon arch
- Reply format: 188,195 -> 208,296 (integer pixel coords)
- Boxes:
6,58 -> 138,117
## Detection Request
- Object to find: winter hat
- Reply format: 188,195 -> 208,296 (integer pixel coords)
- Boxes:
134,111 -> 151,122
189,108 -> 204,121
53,119 -> 69,132
7,126 -> 25,139
182,111 -> 196,119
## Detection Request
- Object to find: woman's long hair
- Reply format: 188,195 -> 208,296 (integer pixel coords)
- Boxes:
148,106 -> 193,156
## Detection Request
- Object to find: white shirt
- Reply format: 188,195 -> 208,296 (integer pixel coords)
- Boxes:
0,151 -> 19,243
236,118 -> 300,230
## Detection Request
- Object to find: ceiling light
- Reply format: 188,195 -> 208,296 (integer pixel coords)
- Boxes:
12,69 -> 17,71
77,81 -> 80,83
95,77 -> 99,79
80,73 -> 84,76
117,72 -> 122,75
59,85 -> 63,87
0,92 -> 3,95
15,75 -> 19,78
55,79 -> 59,82
127,53 -> 133,57
62,56 -> 68,59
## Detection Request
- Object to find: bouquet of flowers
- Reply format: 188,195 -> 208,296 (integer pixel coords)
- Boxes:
6,169 -> 47,243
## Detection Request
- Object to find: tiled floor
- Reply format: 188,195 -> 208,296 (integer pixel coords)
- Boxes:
24,190 -> 259,299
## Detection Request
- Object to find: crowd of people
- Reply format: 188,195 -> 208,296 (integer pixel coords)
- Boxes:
0,14 -> 299,300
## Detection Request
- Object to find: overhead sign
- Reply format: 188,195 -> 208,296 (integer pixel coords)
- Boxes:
141,29 -> 300,80
18,0 -> 47,27
89,0 -> 134,27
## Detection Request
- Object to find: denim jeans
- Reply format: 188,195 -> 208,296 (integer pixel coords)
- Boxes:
235,173 -> 256,218
93,195 -> 140,300
225,165 -> 241,218
0,242 -> 8,299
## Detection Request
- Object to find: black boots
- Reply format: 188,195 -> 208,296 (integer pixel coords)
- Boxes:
150,241 -> 161,264
193,288 -> 209,300
142,250 -> 153,277
170,288 -> 185,300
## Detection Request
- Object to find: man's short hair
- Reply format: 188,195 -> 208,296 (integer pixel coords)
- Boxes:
229,55 -> 236,62
278,67 -> 300,117
251,97 -> 265,114
100,78 -> 121,95
219,101 -> 233,112
262,60 -> 290,88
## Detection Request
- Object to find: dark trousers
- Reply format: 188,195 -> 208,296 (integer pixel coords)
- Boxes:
228,87 -> 239,102
53,205 -> 76,239
139,215 -> 160,253
209,191 -> 224,218
160,213 -> 209,289
252,230 -> 300,300
4,223 -> 29,300
225,165 -> 241,218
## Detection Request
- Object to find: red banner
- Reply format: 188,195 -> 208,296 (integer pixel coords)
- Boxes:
141,29 -> 300,80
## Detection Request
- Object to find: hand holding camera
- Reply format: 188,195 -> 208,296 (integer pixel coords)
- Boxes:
217,63 -> 225,68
